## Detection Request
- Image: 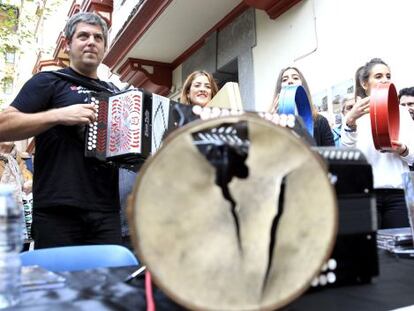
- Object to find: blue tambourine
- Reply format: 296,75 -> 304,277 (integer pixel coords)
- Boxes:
278,85 -> 314,135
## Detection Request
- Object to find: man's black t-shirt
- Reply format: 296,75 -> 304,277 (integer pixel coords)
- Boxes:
11,67 -> 119,211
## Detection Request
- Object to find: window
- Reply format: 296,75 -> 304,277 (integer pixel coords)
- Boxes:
5,50 -> 15,64
215,59 -> 239,89
2,77 -> 13,95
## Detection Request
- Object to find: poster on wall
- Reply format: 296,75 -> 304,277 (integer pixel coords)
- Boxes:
311,79 -> 354,127
312,89 -> 330,121
312,89 -> 328,113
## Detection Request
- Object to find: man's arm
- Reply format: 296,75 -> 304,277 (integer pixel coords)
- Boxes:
0,104 -> 97,142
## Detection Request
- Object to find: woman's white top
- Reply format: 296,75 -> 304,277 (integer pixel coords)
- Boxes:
341,106 -> 414,189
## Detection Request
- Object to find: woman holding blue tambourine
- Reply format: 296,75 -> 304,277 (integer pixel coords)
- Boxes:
272,67 -> 335,147
341,58 -> 414,229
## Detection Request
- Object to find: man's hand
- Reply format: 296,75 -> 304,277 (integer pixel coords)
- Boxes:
0,103 -> 97,142
56,103 -> 97,125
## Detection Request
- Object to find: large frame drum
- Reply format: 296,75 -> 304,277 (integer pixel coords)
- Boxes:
128,114 -> 337,311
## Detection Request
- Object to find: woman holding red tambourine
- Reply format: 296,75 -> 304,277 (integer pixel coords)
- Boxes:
341,58 -> 414,229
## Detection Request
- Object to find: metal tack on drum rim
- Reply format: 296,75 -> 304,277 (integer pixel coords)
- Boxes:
369,82 -> 400,151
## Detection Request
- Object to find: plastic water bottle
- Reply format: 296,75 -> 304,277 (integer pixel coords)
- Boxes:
0,184 -> 23,308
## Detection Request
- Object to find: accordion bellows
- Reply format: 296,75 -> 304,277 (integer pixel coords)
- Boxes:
208,82 -> 243,111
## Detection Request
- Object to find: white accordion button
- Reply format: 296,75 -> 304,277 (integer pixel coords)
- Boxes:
287,114 -> 295,128
200,107 -> 211,120
318,275 -> 328,286
279,114 -> 288,127
327,272 -> 336,284
220,109 -> 230,117
328,259 -> 337,270
271,113 -> 280,125
263,113 -> 272,121
310,277 -> 319,287
211,107 -> 221,118
192,105 -> 202,116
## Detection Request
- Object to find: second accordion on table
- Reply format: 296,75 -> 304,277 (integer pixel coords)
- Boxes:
85,88 -> 197,166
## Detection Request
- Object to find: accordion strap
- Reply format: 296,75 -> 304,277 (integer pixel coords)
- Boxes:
49,70 -> 117,94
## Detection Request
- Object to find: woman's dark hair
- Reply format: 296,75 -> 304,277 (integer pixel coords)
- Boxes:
355,58 -> 389,99
399,87 -> 414,99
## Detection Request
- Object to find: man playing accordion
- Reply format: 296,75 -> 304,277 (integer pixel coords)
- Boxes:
0,12 -> 122,249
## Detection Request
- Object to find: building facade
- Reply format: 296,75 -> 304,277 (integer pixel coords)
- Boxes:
9,0 -> 414,141
100,0 -> 414,123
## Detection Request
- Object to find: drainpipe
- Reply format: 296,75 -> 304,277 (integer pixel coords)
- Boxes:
294,0 -> 318,62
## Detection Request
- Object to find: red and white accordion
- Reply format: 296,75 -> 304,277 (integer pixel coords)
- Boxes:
85,89 -> 197,165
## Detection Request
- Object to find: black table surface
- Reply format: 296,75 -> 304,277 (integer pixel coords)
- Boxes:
286,250 -> 414,311
8,250 -> 414,310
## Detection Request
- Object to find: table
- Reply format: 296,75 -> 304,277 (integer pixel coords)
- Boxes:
9,251 -> 414,310
286,251 -> 414,311
10,266 -> 183,311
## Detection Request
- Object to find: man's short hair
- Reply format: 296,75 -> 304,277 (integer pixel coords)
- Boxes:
399,87 -> 414,99
64,12 -> 108,47
339,93 -> 355,115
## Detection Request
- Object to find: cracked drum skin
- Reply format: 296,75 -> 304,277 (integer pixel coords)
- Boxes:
128,114 -> 337,311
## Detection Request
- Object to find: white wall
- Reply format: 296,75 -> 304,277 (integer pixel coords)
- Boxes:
253,0 -> 414,112
170,65 -> 183,101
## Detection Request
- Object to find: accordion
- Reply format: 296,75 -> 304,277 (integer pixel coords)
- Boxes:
310,147 -> 378,288
85,89 -> 199,166
85,88 -> 315,168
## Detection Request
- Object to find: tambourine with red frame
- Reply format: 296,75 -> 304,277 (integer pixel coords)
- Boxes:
369,83 -> 400,151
